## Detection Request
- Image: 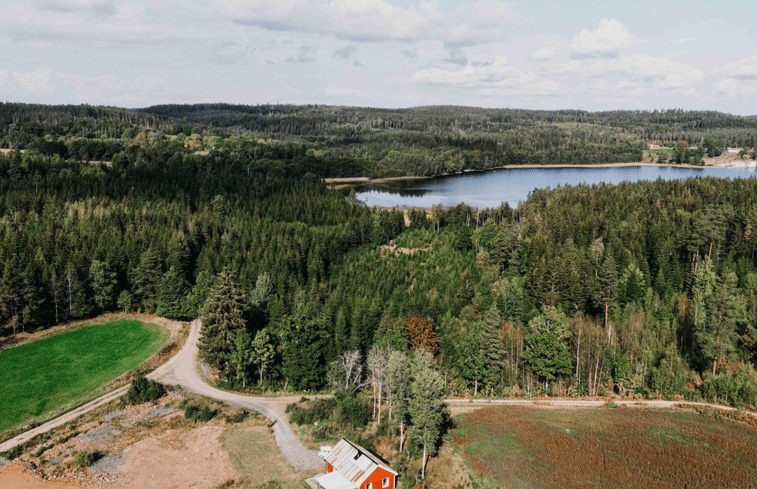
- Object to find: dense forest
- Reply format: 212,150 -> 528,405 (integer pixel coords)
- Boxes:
2,103 -> 757,410
5,103 -> 757,178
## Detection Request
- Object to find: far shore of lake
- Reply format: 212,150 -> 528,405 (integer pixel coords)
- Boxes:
324,160 -> 731,190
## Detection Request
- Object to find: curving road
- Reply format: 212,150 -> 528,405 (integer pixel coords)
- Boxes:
151,320 -> 322,471
3,318 -> 755,466
1,320 -> 323,471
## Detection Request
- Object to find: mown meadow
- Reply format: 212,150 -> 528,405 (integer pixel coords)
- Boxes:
0,320 -> 168,433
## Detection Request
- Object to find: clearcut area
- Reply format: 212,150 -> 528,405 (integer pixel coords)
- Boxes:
0,320 -> 169,433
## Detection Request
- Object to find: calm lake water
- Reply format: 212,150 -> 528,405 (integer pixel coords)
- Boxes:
355,166 -> 757,209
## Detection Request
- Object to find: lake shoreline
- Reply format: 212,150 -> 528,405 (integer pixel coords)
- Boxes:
324,161 -> 719,189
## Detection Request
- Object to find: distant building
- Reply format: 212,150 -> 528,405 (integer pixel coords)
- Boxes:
313,438 -> 398,489
727,148 -> 743,154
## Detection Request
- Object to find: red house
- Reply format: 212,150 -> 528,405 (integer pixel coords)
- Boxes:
314,438 -> 398,489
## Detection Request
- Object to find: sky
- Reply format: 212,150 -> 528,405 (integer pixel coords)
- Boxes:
1,0 -> 756,114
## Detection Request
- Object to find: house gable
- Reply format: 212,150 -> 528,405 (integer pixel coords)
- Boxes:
321,438 -> 398,489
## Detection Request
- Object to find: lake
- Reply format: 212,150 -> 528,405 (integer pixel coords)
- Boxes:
355,166 -> 757,209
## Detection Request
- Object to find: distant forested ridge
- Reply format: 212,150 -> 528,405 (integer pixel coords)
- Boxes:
2,102 -> 757,409
137,103 -> 757,176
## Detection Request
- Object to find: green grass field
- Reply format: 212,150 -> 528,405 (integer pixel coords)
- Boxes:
0,320 -> 169,433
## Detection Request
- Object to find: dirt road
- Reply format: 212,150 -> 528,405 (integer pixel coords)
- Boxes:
152,319 -> 323,471
4,318 -> 754,470
1,319 -> 322,471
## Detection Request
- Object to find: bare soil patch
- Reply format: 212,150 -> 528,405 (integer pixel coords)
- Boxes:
1,391 -> 261,489
455,405 -> 757,489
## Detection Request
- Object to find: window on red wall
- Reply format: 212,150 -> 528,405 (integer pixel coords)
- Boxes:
382,477 -> 390,488
366,484 -> 372,489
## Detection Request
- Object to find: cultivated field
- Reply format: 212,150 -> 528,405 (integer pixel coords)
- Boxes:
454,405 -> 757,489
0,320 -> 169,433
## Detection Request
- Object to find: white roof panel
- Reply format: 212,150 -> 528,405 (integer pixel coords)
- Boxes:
315,471 -> 358,489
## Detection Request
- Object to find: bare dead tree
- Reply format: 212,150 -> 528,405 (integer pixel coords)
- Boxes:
327,350 -> 366,393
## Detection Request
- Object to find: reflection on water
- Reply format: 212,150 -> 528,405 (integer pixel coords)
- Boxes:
353,184 -> 430,198
354,166 -> 757,209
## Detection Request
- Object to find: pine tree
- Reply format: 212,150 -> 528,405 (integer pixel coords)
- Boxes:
0,256 -> 24,334
132,245 -> 163,312
481,303 -> 504,391
90,259 -> 117,312
156,266 -> 191,319
522,306 -> 572,389
229,329 -> 254,389
280,314 -> 328,391
199,268 -> 249,382
184,270 -> 214,318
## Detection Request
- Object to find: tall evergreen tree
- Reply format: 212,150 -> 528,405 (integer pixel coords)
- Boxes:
156,266 -> 191,319
522,306 -> 572,389
90,259 -> 117,312
199,268 -> 249,382
132,245 -> 163,312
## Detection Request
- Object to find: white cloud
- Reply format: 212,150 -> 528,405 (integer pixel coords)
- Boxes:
410,56 -> 565,95
13,68 -> 56,96
325,86 -> 363,97
475,0 -> 515,24
213,0 -> 305,19
712,78 -> 757,98
326,0 -> 441,41
669,38 -> 695,44
569,18 -> 643,57
711,54 -> 757,98
714,54 -> 757,79
54,72 -> 168,104
532,42 -> 558,61
581,53 -> 705,89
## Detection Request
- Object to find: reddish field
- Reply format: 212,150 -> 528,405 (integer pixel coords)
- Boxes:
454,405 -> 757,489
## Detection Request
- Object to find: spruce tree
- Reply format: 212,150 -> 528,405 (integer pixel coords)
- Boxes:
522,306 -> 572,389
132,245 -> 163,312
199,268 -> 248,382
90,259 -> 117,312
156,266 -> 190,319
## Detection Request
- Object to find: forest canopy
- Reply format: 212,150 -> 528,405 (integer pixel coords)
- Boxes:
2,102 -> 757,409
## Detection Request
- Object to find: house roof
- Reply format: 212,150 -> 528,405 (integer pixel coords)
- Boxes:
314,470 -> 358,489
324,438 -> 398,486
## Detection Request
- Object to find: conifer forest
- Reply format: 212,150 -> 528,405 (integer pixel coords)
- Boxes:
3,102 -> 757,408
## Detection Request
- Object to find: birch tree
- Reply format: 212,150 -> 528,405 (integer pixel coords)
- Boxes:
367,345 -> 392,421
408,350 -> 446,480
386,350 -> 411,452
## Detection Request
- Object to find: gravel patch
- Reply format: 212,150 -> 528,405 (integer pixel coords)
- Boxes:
75,424 -> 122,443
145,406 -> 176,418
0,456 -> 8,467
91,451 -> 127,474
104,409 -> 127,422
51,455 -> 63,465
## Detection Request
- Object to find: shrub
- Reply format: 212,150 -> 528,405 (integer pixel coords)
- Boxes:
335,392 -> 369,428
184,403 -> 215,422
123,375 -> 165,404
1,445 -> 22,460
74,450 -> 100,467
287,398 -> 337,425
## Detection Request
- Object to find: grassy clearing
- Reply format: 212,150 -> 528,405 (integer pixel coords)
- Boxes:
220,418 -> 317,488
455,406 -> 757,489
0,320 -> 169,433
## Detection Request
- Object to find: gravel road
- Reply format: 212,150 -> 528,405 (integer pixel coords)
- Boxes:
3,318 -> 754,470
152,319 -> 323,471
